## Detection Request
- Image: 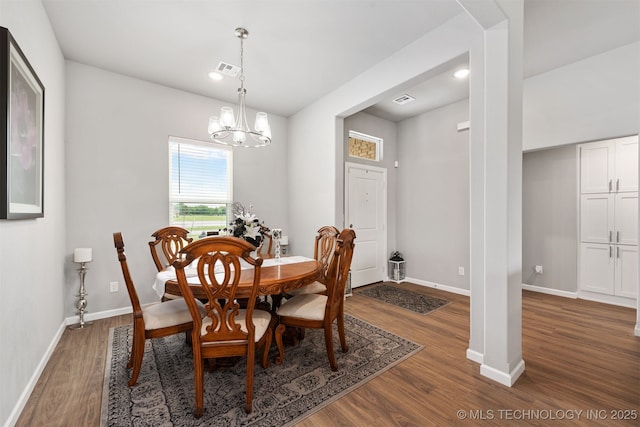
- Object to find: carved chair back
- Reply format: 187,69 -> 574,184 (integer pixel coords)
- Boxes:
149,226 -> 193,271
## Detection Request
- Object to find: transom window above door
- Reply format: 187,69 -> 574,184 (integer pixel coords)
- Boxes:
348,130 -> 382,162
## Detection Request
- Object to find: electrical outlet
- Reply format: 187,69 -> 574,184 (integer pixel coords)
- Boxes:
458,267 -> 465,276
535,265 -> 543,274
109,281 -> 119,293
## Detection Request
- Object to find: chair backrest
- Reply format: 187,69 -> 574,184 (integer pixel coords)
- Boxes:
149,226 -> 193,271
173,237 -> 263,344
325,229 -> 356,317
113,232 -> 143,315
256,227 -> 273,256
313,226 -> 340,283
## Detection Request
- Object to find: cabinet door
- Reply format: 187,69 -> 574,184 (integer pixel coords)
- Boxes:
615,136 -> 639,193
580,243 -> 615,294
615,192 -> 638,246
615,245 -> 638,299
580,141 -> 614,194
580,194 -> 614,243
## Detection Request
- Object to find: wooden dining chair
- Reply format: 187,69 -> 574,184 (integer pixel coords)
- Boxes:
173,237 -> 273,417
256,226 -> 273,256
149,226 -> 193,271
113,232 -> 205,387
286,225 -> 339,297
274,228 -> 356,371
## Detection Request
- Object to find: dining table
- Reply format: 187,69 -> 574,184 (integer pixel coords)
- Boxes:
153,254 -> 323,303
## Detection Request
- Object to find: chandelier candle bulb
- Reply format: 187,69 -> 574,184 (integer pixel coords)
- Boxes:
220,107 -> 235,128
255,112 -> 269,132
208,116 -> 221,134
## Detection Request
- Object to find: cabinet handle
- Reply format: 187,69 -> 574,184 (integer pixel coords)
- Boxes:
616,178 -> 620,191
609,179 -> 612,192
609,246 -> 613,258
616,231 -> 620,243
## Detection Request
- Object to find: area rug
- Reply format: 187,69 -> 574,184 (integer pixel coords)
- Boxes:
101,314 -> 422,427
356,283 -> 451,315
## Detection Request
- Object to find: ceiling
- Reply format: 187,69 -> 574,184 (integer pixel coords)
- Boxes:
42,0 -> 639,122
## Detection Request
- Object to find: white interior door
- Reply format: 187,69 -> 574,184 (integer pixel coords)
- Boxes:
345,162 -> 386,288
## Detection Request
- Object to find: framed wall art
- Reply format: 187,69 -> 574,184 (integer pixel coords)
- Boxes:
1,26 -> 45,219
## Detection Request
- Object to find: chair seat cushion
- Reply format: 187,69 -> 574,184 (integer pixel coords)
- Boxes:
287,281 -> 327,296
276,293 -> 327,321
142,298 -> 205,330
200,309 -> 272,342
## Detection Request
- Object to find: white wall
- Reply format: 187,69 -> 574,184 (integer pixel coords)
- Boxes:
65,61 -> 290,316
397,99 -> 470,290
288,12 -> 477,257
522,145 -> 578,292
523,41 -> 640,151
0,2 -> 66,426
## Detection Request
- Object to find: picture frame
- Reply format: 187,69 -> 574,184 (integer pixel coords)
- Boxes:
0,26 -> 45,219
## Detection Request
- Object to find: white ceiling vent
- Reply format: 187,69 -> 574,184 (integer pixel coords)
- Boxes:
216,61 -> 240,77
392,94 -> 415,105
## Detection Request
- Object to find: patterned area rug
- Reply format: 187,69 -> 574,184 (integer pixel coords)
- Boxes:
357,283 -> 451,315
101,314 -> 422,427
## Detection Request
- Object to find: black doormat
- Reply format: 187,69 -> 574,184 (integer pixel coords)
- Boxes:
356,283 -> 451,315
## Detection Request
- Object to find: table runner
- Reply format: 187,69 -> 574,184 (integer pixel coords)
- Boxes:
152,255 -> 313,298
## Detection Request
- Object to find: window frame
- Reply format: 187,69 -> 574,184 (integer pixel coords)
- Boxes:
168,136 -> 233,237
348,130 -> 383,162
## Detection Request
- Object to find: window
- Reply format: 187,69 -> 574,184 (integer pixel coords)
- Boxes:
169,136 -> 232,238
348,130 -> 382,161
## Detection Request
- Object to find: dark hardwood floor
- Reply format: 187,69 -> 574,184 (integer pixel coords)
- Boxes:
15,283 -> 640,426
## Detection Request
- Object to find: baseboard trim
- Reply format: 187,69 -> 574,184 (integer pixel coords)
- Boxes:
635,323 -> 640,337
577,291 -> 636,308
480,359 -> 526,387
521,283 -> 578,299
65,305 -> 133,326
466,348 -> 483,364
403,277 -> 470,297
5,320 -> 66,427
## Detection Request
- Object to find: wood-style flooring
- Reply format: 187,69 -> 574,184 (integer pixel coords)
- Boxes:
15,283 -> 640,426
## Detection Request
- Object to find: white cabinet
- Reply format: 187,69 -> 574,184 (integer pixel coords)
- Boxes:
580,135 -> 638,194
615,137 -> 639,193
616,245 -> 638,299
580,243 -> 615,294
580,243 -> 637,298
580,194 -> 614,244
580,193 -> 638,245
578,135 -> 638,302
615,192 -> 638,246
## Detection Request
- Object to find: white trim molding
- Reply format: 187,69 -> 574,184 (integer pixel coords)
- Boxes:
521,283 -> 577,299
466,348 -> 484,364
480,359 -> 526,387
404,277 -> 471,297
65,305 -> 133,326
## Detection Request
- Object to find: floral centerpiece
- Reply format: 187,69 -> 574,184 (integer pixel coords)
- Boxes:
223,203 -> 269,248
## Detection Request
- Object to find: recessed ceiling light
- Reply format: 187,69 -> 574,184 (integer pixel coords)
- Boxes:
453,68 -> 470,79
208,71 -> 224,81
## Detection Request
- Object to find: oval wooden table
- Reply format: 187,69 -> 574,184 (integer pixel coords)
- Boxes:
162,257 -> 323,301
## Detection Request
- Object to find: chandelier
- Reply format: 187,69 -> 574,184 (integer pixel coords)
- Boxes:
208,28 -> 271,147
